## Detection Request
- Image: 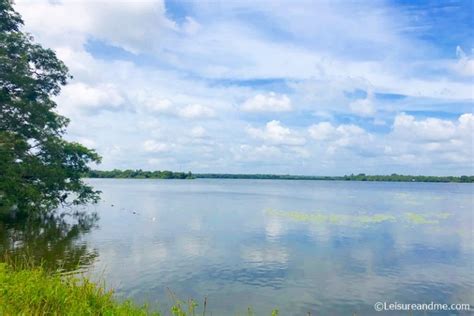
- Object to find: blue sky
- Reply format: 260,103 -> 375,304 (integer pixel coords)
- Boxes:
15,0 -> 473,175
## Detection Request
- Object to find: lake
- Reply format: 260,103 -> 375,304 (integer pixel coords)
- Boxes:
2,179 -> 473,315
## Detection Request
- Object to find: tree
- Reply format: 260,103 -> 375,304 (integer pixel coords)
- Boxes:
0,1 -> 101,216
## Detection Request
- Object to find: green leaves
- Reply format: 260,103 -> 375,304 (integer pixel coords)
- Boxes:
0,1 -> 101,216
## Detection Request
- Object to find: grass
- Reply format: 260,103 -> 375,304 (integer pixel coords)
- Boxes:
0,260 -> 280,316
0,262 -> 159,315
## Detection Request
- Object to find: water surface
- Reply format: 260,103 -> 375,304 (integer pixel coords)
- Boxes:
3,179 -> 473,315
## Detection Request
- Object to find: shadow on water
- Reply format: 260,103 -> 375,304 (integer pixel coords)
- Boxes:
0,209 -> 99,273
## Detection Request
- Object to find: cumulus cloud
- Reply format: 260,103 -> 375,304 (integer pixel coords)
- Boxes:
391,113 -> 457,141
12,0 -> 474,174
308,122 -> 373,154
247,121 -> 305,145
348,91 -> 376,117
56,83 -> 125,115
241,92 -> 292,112
385,113 -> 473,165
178,104 -> 215,119
16,0 -> 177,53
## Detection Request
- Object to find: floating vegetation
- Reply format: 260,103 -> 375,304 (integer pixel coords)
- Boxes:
266,209 -> 451,226
265,209 -> 396,225
402,212 -> 454,225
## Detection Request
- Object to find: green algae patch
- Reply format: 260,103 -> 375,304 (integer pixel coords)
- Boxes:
404,212 -> 443,225
265,209 -> 396,225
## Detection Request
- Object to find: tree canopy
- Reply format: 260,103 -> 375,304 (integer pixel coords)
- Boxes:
0,1 -> 101,216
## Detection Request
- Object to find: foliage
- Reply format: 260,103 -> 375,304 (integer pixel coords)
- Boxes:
87,169 -> 194,179
86,170 -> 473,182
340,173 -> 474,183
0,1 -> 101,216
196,173 -> 473,183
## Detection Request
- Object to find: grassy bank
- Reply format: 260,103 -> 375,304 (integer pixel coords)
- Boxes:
0,262 -> 160,315
0,262 -> 279,316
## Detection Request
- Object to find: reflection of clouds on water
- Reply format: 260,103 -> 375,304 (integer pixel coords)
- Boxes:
264,217 -> 286,241
179,236 -> 209,258
79,179 -> 473,315
188,217 -> 202,231
306,224 -> 332,243
241,245 -> 289,266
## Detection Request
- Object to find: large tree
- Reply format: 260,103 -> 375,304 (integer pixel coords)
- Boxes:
0,0 -> 101,216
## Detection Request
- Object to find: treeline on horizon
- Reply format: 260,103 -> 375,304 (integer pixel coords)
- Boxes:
85,170 -> 474,183
195,173 -> 473,182
86,169 -> 194,179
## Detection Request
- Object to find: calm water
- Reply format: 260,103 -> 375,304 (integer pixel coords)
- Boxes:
2,179 -> 473,315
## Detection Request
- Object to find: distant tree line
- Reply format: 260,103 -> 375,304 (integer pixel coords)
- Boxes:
195,173 -> 473,182
85,171 -> 473,183
339,173 -> 473,183
194,174 -> 334,180
86,169 -> 194,179
194,173 -> 474,183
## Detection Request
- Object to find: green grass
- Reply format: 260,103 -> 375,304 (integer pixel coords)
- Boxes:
0,262 -> 159,315
0,261 -> 280,316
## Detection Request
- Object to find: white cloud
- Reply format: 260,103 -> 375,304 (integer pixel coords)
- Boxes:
392,113 -> 457,141
241,92 -> 292,112
454,46 -> 474,77
308,122 -> 374,154
143,140 -> 173,153
143,98 -> 173,113
309,122 -> 367,142
308,122 -> 337,141
16,0 -> 177,53
56,83 -> 125,115
190,126 -> 206,138
182,17 -> 201,35
385,113 -> 473,165
247,120 -> 305,145
349,91 -> 376,117
74,137 -> 97,149
233,144 -> 282,162
178,104 -> 215,119
11,0 -> 474,174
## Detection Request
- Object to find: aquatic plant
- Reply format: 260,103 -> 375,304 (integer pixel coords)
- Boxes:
265,209 -> 396,225
404,212 -> 439,225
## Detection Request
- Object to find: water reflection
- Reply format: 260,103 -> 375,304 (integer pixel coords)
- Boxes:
0,209 -> 99,273
82,179 -> 473,315
2,179 -> 471,315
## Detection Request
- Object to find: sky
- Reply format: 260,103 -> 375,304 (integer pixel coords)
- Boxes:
14,0 -> 473,175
